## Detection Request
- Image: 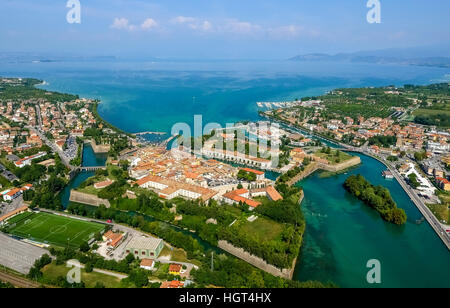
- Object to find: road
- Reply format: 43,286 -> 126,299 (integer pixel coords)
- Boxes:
66,260 -> 128,280
33,127 -> 73,169
388,164 -> 450,250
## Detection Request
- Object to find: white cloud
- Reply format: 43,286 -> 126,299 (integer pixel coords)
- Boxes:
171,16 -> 213,32
268,25 -> 303,38
141,18 -> 158,30
171,16 -> 196,24
190,20 -> 213,31
111,18 -> 136,31
223,19 -> 262,35
111,17 -> 158,32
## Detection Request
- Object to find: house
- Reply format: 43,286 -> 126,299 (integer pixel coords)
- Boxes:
169,263 -> 182,275
290,148 -> 307,164
3,188 -> 22,201
222,189 -> 261,209
94,179 -> 114,189
140,259 -> 155,271
436,177 -> 450,191
160,280 -> 184,289
103,230 -> 125,248
125,235 -> 164,259
250,186 -> 283,201
239,168 -> 265,181
265,186 -> 283,201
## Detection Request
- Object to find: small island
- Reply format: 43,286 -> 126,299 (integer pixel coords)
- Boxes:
344,174 -> 407,225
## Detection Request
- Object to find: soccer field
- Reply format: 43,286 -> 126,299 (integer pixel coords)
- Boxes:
6,212 -> 106,249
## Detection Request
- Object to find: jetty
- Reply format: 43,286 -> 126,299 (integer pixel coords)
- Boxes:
133,131 -> 167,136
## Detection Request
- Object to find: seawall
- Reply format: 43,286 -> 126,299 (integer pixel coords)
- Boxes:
87,140 -> 110,154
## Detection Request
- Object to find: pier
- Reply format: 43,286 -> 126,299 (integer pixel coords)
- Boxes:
133,131 -> 167,136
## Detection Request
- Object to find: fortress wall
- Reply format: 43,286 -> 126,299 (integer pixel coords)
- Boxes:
69,190 -> 110,208
218,240 -> 295,280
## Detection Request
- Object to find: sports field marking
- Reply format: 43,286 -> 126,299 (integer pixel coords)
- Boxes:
7,212 -> 105,248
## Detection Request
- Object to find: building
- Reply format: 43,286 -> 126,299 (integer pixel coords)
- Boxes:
222,189 -> 261,209
136,175 -> 217,202
103,230 -> 125,249
94,179 -> 114,189
160,280 -> 184,289
169,263 -> 182,275
125,235 -> 164,259
427,141 -> 449,154
14,152 -> 47,168
290,148 -> 307,164
140,259 -> 155,271
250,186 -> 283,201
436,177 -> 450,191
0,205 -> 28,226
202,148 -> 272,170
3,188 -> 22,201
240,168 -> 265,180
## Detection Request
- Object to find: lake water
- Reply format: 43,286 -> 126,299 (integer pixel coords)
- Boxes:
294,153 -> 450,288
2,59 -> 449,287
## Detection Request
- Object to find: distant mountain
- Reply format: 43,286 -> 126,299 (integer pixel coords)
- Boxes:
0,53 -> 118,64
289,49 -> 450,68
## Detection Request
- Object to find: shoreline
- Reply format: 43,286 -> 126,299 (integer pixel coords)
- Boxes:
267,116 -> 450,250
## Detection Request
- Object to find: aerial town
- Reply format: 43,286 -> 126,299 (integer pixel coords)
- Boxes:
0,78 -> 448,289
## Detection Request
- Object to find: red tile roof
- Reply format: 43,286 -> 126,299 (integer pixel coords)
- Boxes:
265,186 -> 283,201
169,264 -> 182,273
240,168 -> 264,176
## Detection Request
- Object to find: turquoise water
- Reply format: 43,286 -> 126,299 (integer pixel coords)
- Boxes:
294,153 -> 450,288
2,60 -> 449,133
81,144 -> 108,167
60,144 -> 107,208
1,59 -> 449,287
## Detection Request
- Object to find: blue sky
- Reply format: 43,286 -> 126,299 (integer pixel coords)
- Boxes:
1,0 -> 449,59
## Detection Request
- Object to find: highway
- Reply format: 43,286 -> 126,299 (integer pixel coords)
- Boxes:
388,164 -> 450,250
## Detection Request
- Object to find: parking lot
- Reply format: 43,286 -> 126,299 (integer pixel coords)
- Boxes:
63,135 -> 78,160
0,233 -> 47,274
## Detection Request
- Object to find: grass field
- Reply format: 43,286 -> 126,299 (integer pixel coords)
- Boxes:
6,212 -> 105,248
42,262 -> 123,288
314,150 -> 353,164
239,216 -> 283,242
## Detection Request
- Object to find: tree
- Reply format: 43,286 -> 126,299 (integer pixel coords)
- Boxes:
85,262 -> 94,273
128,269 -> 149,288
80,241 -> 90,252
